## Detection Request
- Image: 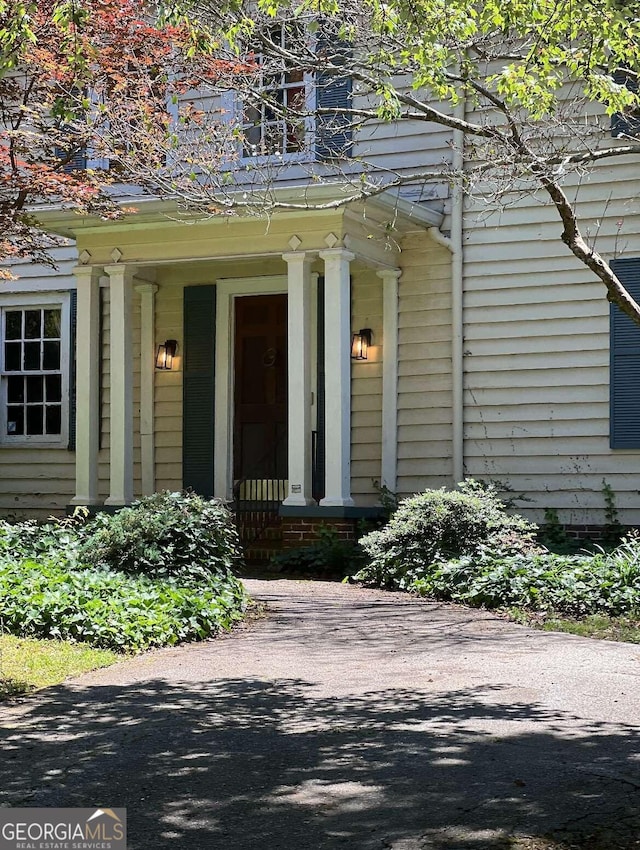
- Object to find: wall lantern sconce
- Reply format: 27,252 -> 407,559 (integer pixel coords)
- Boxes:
351,328 -> 372,361
155,339 -> 178,370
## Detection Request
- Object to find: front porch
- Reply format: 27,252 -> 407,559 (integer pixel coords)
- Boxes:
45,190 -> 445,524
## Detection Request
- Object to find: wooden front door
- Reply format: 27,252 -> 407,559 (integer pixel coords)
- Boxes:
233,294 -> 288,484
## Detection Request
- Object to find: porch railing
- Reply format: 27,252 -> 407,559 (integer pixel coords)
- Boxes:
232,433 -> 288,550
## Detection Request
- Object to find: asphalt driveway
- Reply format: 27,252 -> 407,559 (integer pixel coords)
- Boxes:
1,578 -> 639,849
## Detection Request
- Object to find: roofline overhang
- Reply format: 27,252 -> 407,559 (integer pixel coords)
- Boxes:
33,182 -> 444,239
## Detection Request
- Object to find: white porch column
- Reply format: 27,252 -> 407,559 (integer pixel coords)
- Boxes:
379,269 -> 401,493
70,265 -> 102,506
135,282 -> 158,496
104,264 -> 135,505
282,252 -> 315,505
319,248 -> 355,507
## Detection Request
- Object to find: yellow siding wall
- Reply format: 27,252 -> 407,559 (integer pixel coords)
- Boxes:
351,268 -> 383,504
154,275 -> 184,493
396,234 -> 453,496
462,161 -> 640,525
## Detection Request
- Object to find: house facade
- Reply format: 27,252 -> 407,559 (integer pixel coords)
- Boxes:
3,74 -> 640,535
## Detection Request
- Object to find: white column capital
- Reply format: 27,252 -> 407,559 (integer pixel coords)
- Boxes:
103,264 -> 136,281
377,268 -> 402,283
134,282 -> 159,295
282,251 -> 315,266
72,264 -> 103,282
319,248 -> 356,263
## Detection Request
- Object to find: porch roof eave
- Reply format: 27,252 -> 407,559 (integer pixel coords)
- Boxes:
32,183 -> 444,240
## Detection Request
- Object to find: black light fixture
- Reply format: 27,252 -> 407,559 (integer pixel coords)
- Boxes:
351,328 -> 372,360
155,339 -> 178,370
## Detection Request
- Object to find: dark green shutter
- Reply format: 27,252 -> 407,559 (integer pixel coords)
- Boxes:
183,285 -> 216,496
316,34 -> 353,160
611,70 -> 640,138
610,258 -> 640,447
54,142 -> 87,173
67,288 -> 77,451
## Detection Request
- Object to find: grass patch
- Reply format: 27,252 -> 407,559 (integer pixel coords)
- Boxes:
0,634 -> 119,699
510,610 -> 640,643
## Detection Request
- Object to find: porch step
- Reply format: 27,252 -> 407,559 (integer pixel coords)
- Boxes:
235,515 -> 284,564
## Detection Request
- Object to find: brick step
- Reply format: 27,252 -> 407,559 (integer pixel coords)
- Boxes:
243,544 -> 283,564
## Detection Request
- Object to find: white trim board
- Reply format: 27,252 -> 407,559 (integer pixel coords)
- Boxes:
213,275 -> 288,499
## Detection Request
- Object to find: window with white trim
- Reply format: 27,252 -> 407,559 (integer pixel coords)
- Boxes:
240,24 -> 313,159
0,297 -> 69,444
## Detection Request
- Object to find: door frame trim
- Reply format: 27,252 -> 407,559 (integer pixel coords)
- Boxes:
214,275 -> 287,500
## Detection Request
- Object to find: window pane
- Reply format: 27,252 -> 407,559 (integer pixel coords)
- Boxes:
44,309 -> 61,339
244,104 -> 261,125
43,341 -> 60,370
263,123 -> 282,154
26,376 -> 43,403
287,86 -> 305,110
24,341 -> 41,370
7,376 -> 24,403
285,66 -> 304,84
5,312 -> 22,340
4,342 -> 21,371
45,374 -> 62,402
26,405 -> 43,435
7,406 -> 23,435
25,310 -> 42,339
243,124 -> 261,156
45,405 -> 62,435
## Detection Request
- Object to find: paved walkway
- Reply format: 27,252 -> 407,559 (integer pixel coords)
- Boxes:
1,579 -> 639,849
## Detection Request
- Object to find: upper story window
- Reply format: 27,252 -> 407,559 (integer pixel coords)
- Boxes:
241,24 -> 311,159
226,21 -> 352,163
0,297 -> 69,444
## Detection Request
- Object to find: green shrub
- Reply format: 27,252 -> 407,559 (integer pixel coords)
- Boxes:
353,480 -> 538,589
78,491 -> 241,580
0,558 -> 247,652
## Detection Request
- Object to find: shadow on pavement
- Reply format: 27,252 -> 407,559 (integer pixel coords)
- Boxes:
1,678 -> 638,849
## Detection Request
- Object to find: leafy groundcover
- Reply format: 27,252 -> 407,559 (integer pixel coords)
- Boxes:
0,492 -> 247,653
353,483 -> 640,619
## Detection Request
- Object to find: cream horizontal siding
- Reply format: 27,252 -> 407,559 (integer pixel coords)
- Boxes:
184,83 -> 453,201
462,158 -> 640,526
0,245 -> 78,518
350,268 -> 383,505
154,280 -> 183,493
396,233 -> 453,496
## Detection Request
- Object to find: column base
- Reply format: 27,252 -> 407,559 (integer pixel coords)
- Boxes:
104,496 -> 131,507
319,496 -> 355,508
282,495 -> 316,507
69,496 -> 102,507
